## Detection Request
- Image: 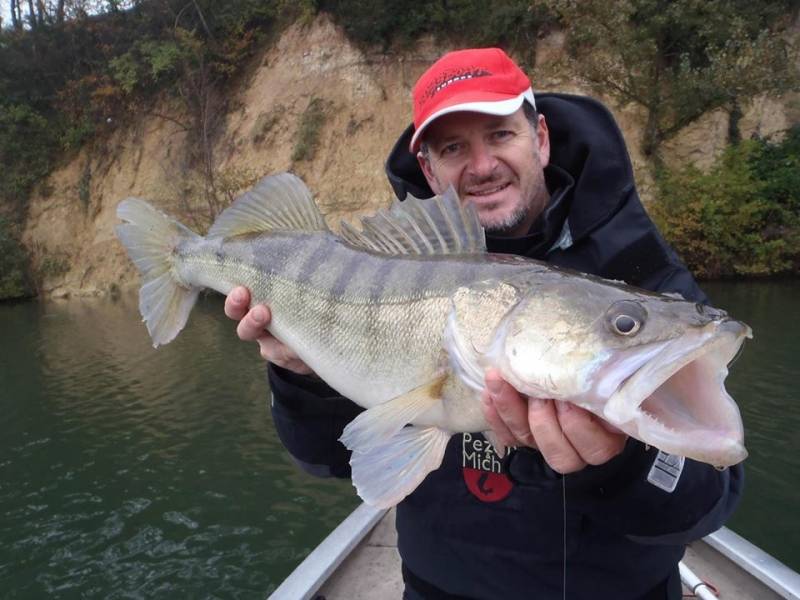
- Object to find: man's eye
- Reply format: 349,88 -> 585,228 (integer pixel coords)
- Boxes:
440,143 -> 462,156
491,130 -> 513,141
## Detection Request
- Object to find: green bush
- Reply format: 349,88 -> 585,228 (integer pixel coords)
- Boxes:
652,129 -> 800,278
0,217 -> 33,300
38,252 -> 71,278
0,104 -> 57,206
292,97 -> 326,162
0,0 -> 284,214
319,0 -> 552,53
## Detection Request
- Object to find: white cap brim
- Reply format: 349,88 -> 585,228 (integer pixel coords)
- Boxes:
410,88 -> 535,153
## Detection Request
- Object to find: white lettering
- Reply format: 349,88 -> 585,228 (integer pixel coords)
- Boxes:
461,433 -> 503,473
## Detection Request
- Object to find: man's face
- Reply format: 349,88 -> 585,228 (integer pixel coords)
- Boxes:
417,107 -> 550,237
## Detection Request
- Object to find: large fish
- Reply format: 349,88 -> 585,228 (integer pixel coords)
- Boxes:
116,173 -> 750,508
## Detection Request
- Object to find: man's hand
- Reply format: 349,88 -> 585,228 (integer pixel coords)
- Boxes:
481,369 -> 627,474
224,286 -> 315,376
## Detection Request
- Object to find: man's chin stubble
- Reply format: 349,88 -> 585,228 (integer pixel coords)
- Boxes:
482,205 -> 528,236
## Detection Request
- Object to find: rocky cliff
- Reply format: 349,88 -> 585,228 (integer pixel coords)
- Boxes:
21,15 -> 796,298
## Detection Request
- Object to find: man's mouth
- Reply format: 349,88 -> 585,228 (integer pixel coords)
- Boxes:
465,182 -> 510,198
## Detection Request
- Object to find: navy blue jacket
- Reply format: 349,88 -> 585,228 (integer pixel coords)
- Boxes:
268,93 -> 743,599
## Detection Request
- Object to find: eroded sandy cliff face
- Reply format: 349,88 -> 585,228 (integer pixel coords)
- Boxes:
21,15 -> 795,298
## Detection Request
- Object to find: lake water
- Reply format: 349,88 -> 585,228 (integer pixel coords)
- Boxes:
0,280 -> 798,597
0,293 -> 358,598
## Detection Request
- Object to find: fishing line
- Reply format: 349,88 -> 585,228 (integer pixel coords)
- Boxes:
562,473 -> 567,600
727,339 -> 747,368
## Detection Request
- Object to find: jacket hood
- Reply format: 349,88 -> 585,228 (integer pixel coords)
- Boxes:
384,93 -> 636,244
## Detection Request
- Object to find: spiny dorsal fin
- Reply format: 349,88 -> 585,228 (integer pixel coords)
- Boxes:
208,172 -> 328,238
339,187 -> 486,256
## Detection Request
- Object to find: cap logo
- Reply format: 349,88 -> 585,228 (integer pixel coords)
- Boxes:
421,67 -> 492,104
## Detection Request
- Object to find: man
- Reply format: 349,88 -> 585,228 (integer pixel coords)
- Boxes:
226,48 -> 742,599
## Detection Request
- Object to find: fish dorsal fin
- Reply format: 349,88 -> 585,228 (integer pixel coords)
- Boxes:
339,186 -> 486,256
208,172 -> 328,238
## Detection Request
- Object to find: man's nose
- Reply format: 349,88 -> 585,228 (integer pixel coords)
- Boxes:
466,142 -> 498,177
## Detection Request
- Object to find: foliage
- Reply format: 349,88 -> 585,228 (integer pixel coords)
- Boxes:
251,105 -> 283,145
319,0 -> 553,58
0,216 -> 33,300
38,252 -> 71,279
0,0 -> 286,207
0,104 -> 58,208
292,97 -> 326,162
652,127 -> 800,279
549,0 -> 797,160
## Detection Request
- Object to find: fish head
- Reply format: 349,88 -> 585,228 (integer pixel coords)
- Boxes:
458,270 -> 751,467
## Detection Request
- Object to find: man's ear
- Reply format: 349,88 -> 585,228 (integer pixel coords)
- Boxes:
417,151 -> 443,195
537,114 -> 551,168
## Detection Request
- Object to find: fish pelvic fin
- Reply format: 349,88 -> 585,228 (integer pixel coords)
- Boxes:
349,425 -> 450,508
339,186 -> 486,256
340,374 -> 446,452
116,198 -> 201,348
339,374 -> 451,507
208,172 -> 327,239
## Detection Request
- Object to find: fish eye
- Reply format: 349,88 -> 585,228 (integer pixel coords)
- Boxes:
606,300 -> 646,337
613,314 -> 640,335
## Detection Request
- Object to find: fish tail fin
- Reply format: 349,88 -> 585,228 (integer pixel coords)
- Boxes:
116,198 -> 202,348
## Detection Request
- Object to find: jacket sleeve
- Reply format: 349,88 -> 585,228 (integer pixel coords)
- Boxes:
268,363 -> 363,479
574,440 -> 744,544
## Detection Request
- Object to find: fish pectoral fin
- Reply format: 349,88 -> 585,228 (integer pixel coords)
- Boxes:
339,375 -> 446,453
482,430 -> 507,459
349,426 -> 451,508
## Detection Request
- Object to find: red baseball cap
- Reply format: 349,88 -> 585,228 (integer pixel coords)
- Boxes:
409,48 -> 535,153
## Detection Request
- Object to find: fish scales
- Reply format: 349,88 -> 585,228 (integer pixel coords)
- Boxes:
180,231 -> 526,407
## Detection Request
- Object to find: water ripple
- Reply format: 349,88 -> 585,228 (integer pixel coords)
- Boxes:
0,294 -> 358,598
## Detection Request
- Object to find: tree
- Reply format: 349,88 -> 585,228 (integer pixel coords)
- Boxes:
9,0 -> 23,30
550,0 -> 797,163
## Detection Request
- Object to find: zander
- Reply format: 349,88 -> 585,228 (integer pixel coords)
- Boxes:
116,172 -> 750,508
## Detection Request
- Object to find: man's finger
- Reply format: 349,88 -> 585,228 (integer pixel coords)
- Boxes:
236,304 -> 272,341
259,337 -> 315,375
527,398 -> 586,473
485,370 -> 536,447
555,402 -> 627,466
481,392 -> 520,448
224,286 -> 251,320
256,333 -> 287,363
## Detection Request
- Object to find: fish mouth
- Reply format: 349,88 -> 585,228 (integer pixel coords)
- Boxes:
601,320 -> 751,467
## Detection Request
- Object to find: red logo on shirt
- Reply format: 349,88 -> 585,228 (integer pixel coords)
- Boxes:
461,433 -> 513,502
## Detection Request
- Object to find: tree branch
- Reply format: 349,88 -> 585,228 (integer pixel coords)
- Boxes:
146,111 -> 191,132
